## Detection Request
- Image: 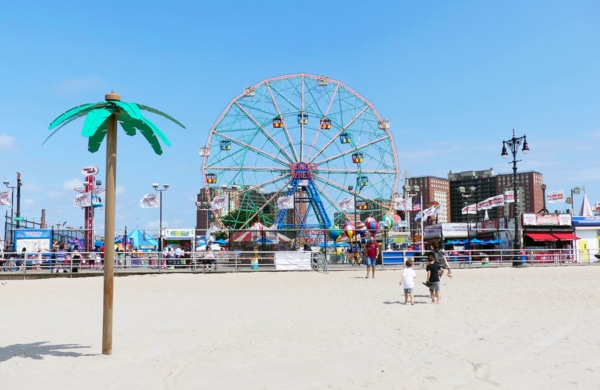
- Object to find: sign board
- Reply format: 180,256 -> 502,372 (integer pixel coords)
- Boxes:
164,228 -> 195,240
81,165 -> 100,176
14,229 -> 53,254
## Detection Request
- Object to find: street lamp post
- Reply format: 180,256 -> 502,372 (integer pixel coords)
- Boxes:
153,183 -> 169,255
3,173 -> 22,228
567,186 -> 582,215
458,186 -> 477,259
347,185 -> 357,228
288,185 -> 296,245
501,129 -> 529,265
539,184 -> 548,213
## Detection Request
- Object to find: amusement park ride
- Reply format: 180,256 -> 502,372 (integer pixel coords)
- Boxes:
73,165 -> 104,252
199,73 -> 401,242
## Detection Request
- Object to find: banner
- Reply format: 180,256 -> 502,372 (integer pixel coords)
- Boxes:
477,197 -> 493,211
547,190 -> 564,203
338,197 -> 354,211
0,190 -> 11,206
490,194 -> 505,207
73,192 -> 92,208
461,204 -> 477,215
277,195 -> 294,210
393,197 -> 412,211
139,193 -> 160,208
504,190 -> 514,203
210,194 -> 228,210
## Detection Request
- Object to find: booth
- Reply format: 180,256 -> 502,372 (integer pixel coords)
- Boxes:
572,216 -> 600,262
522,213 -> 577,263
163,228 -> 195,267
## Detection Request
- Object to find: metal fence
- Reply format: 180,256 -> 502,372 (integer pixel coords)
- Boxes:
1,248 -> 598,278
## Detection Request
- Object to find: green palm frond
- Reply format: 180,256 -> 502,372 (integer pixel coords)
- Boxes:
48,102 -> 103,130
82,107 -> 114,137
137,104 -> 186,129
47,97 -> 184,155
118,118 -> 138,137
113,101 -> 145,122
133,119 -> 166,155
88,122 -> 108,153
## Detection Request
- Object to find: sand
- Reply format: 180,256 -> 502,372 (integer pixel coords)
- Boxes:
1,265 -> 598,389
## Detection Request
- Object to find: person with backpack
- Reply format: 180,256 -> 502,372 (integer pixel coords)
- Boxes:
430,240 -> 452,279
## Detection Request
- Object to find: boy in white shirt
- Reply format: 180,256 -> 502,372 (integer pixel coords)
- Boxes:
399,259 -> 417,305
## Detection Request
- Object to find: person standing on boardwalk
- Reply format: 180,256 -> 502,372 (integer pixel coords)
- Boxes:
364,236 -> 379,278
399,259 -> 416,305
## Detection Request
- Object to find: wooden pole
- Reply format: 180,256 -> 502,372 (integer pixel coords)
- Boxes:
102,91 -> 120,355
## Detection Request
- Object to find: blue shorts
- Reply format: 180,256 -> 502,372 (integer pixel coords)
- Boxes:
365,256 -> 377,267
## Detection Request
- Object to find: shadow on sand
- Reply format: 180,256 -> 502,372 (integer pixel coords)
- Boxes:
0,341 -> 95,362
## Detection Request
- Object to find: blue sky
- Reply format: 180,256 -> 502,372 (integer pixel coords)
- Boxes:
0,0 -> 598,237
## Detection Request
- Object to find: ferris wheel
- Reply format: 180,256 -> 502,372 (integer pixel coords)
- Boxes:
200,73 -> 400,231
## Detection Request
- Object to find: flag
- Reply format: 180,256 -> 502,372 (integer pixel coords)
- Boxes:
414,211 -> 422,221
432,203 -> 444,215
338,197 -> 355,211
210,194 -> 228,210
422,206 -> 435,218
0,190 -> 11,206
547,190 -> 564,203
393,197 -> 412,211
139,193 -> 160,208
73,192 -> 92,208
278,195 -> 294,210
461,204 -> 477,215
412,198 -> 421,211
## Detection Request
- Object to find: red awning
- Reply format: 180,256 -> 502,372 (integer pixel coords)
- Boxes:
526,233 -> 558,242
552,232 -> 580,240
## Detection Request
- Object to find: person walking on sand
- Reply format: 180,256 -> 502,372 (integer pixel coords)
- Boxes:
399,259 -> 416,305
430,240 -> 452,279
364,236 -> 379,278
425,253 -> 441,303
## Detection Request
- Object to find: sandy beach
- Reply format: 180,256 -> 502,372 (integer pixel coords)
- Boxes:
1,265 -> 599,389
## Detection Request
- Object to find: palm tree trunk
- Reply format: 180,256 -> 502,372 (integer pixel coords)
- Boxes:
102,113 -> 118,355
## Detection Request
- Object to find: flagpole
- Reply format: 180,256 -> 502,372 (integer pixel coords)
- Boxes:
420,192 -> 424,253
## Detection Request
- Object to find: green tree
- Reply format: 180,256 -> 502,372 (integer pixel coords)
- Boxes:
46,92 -> 185,355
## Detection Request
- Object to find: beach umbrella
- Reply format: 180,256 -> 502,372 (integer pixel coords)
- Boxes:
343,221 -> 355,241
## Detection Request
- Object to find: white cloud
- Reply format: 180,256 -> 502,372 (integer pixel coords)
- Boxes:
63,179 -> 84,192
0,134 -> 16,151
47,190 -> 64,200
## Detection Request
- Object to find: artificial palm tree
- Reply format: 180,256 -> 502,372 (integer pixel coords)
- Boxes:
47,91 -> 185,355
